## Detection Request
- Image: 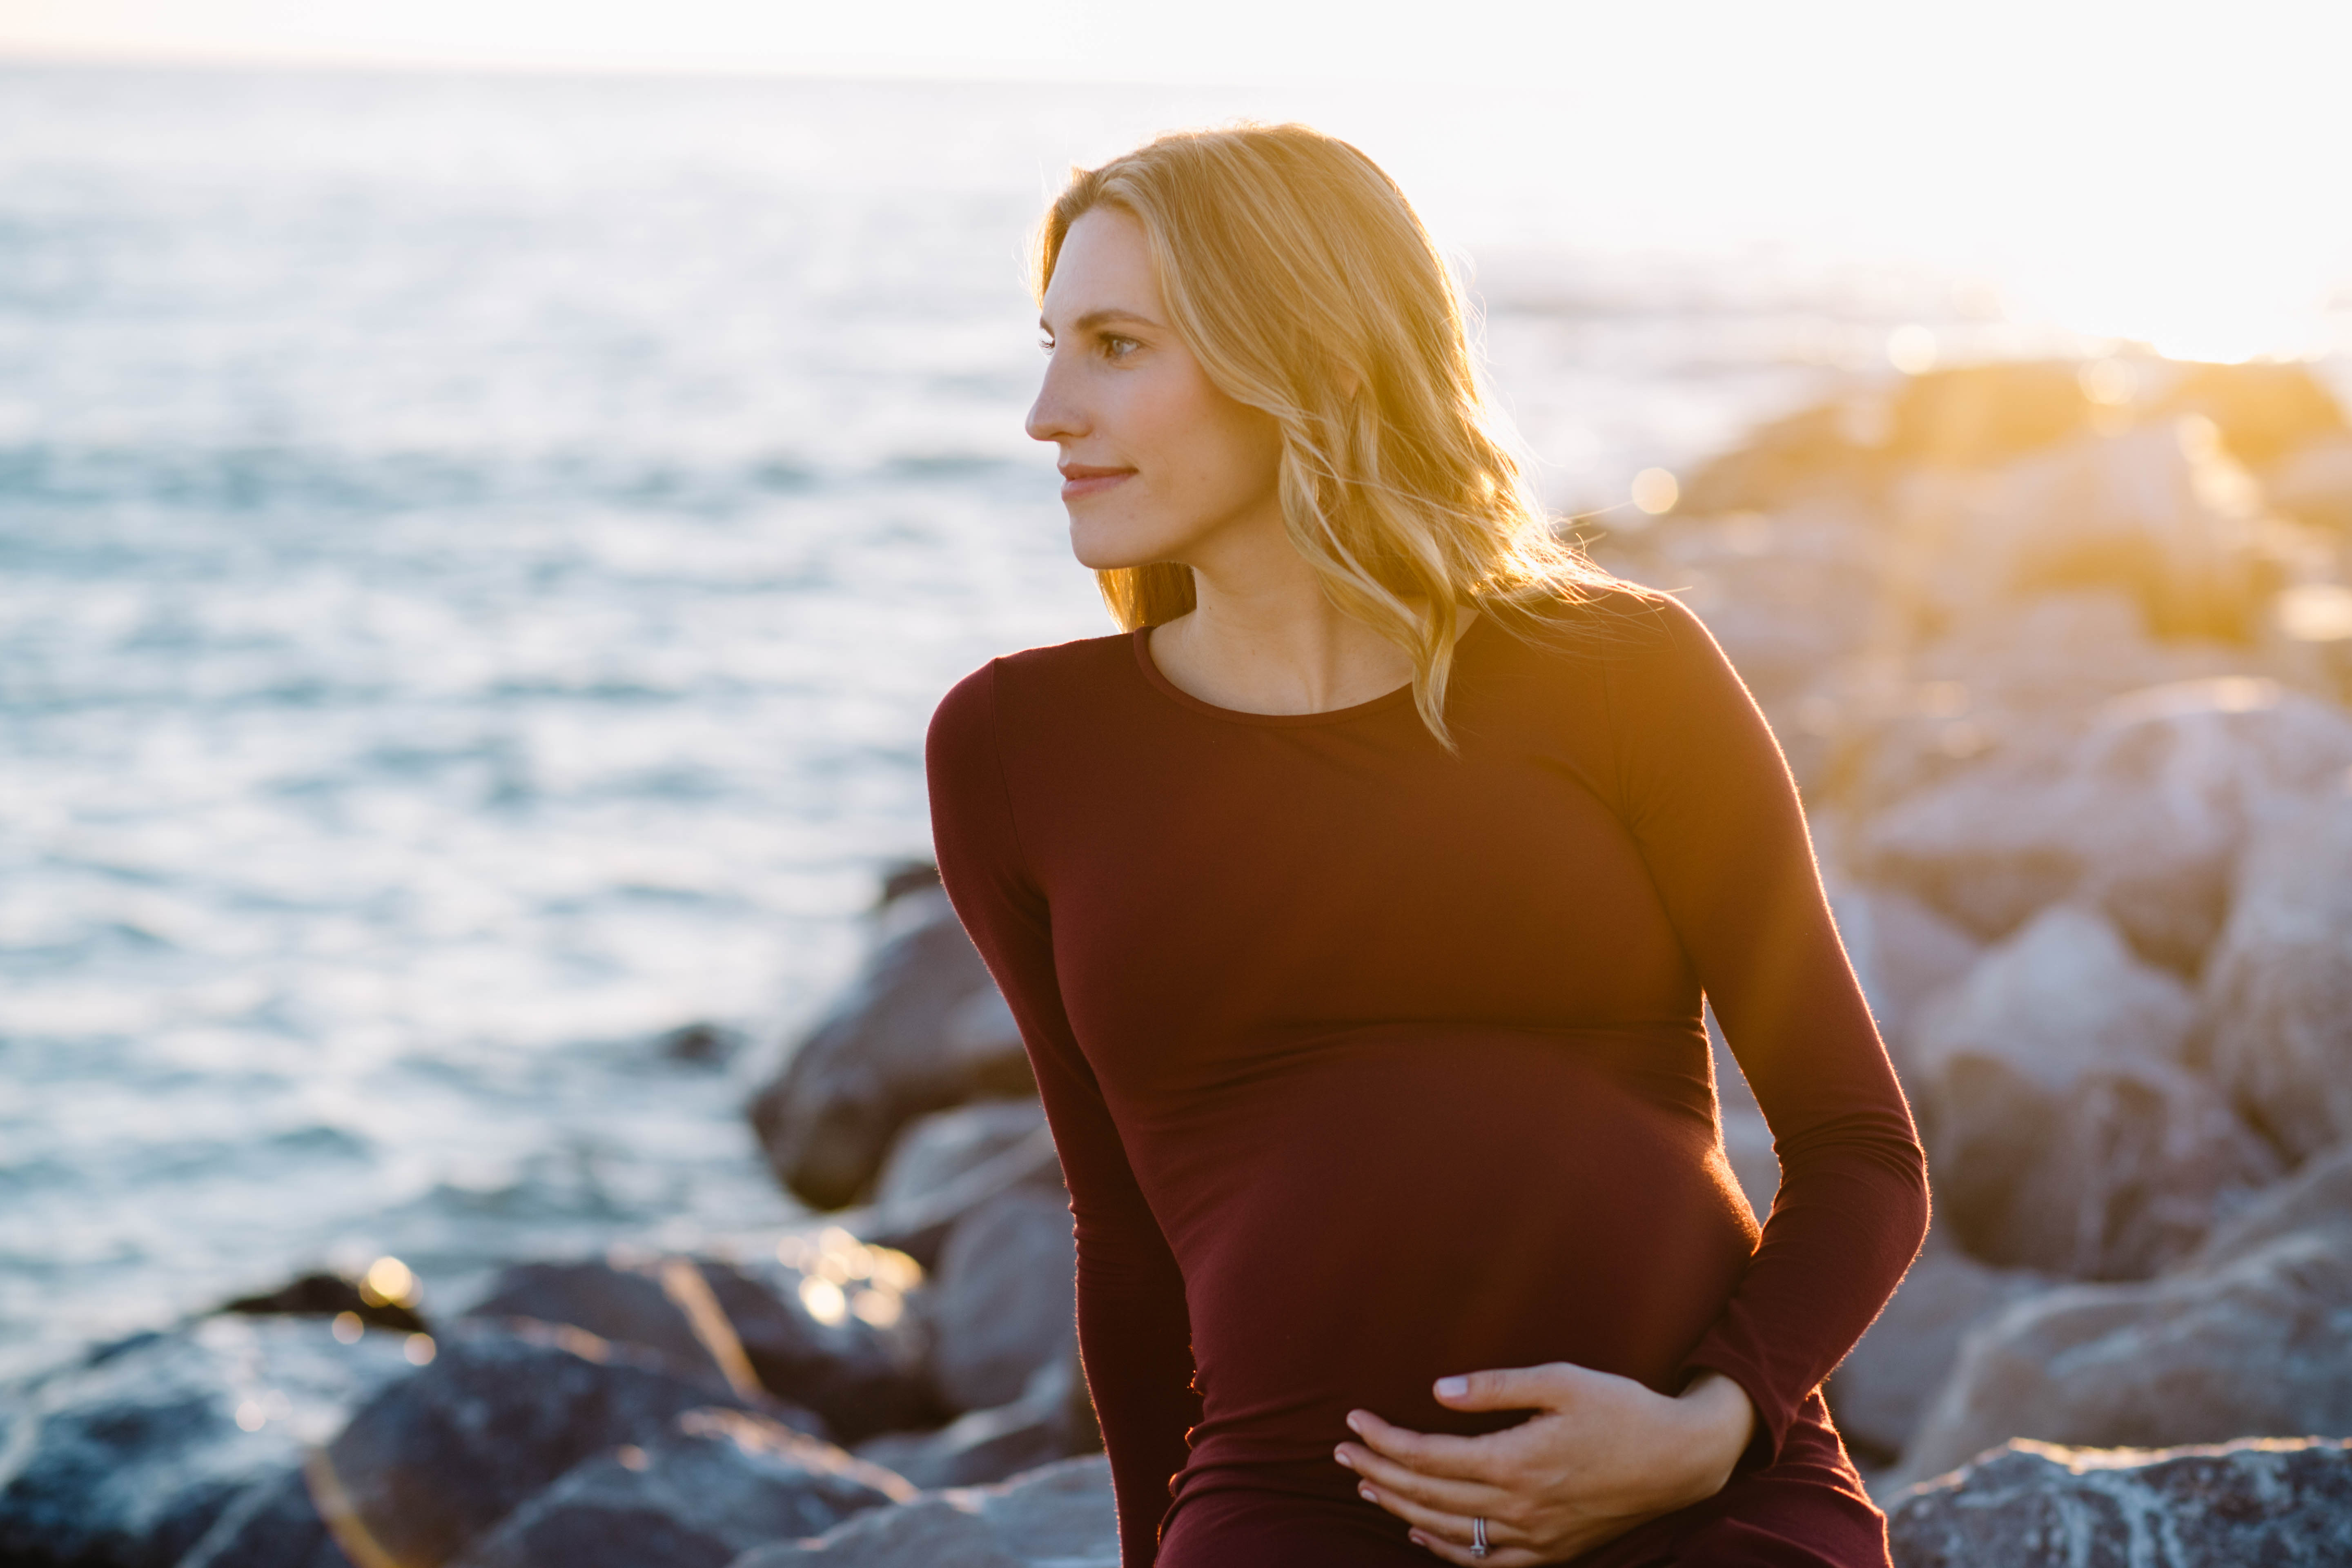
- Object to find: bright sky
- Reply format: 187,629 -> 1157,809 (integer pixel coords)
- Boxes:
6,0 -> 2350,360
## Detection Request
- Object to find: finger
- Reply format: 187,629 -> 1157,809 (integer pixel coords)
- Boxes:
1355,1473 -> 1475,1544
1334,1442 -> 1503,1516
1431,1363 -> 1581,1414
1405,1527 -> 1545,1568
1344,1411 -> 1492,1481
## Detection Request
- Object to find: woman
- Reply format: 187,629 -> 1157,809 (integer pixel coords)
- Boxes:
925,124 -> 1928,1567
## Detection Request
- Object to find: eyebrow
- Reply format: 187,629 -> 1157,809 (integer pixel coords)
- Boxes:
1039,307 -> 1165,334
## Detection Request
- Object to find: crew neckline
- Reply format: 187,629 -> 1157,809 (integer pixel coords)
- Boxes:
1131,611 -> 1488,728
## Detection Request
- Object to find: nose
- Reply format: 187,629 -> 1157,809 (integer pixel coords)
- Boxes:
1025,348 -> 1085,446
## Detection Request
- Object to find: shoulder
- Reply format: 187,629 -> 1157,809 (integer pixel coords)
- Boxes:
1482,578 -> 1717,675
929,630 -> 1135,758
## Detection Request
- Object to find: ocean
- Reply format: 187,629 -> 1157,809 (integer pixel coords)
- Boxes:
1,62 -> 2333,1379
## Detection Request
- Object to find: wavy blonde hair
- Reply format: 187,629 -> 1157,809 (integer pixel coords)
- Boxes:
1034,122 -> 1612,746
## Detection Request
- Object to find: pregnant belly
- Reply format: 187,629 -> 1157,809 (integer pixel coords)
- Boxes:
1137,1022 -> 1760,1479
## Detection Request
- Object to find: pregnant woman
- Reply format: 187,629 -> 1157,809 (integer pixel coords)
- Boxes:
926,124 -> 1929,1567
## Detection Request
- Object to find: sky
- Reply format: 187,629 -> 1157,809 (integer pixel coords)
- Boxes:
4,0 -> 2350,360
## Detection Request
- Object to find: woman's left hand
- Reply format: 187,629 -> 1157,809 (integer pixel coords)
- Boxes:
1333,1363 -> 1757,1565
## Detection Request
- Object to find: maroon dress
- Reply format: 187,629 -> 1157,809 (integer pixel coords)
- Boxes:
925,588 -> 1929,1566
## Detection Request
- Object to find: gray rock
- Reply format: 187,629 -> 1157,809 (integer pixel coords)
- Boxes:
749,886 -> 1034,1211
1892,1183 -> 2352,1488
1834,884 -> 1984,1069
872,1100 -> 1052,1214
2199,775 -> 2352,1163
1829,1240 -> 2052,1465
728,1454 -> 1116,1568
1912,905 -> 2277,1278
2187,1143 -> 2352,1270
463,1253 -> 934,1444
855,1343 -> 1096,1491
448,1409 -> 911,1568
927,1190 -> 1077,1414
1861,677 -> 2352,967
1886,1436 -> 2352,1568
185,1322 -> 775,1568
0,1316 -> 411,1568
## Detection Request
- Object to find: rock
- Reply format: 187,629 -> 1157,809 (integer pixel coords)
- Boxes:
218,1270 -> 429,1335
2199,774 -> 2352,1163
1861,677 -> 2352,967
1833,884 -> 1984,1068
465,1253 -> 933,1444
872,1100 -> 1052,1213
1705,1009 -> 1778,1219
1891,1167 -> 2352,1488
709,1248 -> 942,1444
447,1408 -> 911,1568
2267,434 -> 2352,531
0,1316 -> 412,1568
927,1190 -> 1077,1414
1912,905 -> 2278,1277
2158,359 -> 2347,470
728,1453 -> 1116,1568
1829,1240 -> 2051,1466
1886,1435 -> 2352,1567
855,1343 -> 1096,1491
2187,1143 -> 2352,1269
181,1321 -> 782,1568
657,1022 -> 746,1067
749,884 -> 1033,1211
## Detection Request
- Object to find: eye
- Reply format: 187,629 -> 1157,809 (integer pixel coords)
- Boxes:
1098,334 -> 1142,361
1038,336 -> 1056,356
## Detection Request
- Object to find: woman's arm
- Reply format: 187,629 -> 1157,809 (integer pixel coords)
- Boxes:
927,662 -> 1201,1566
1603,592 -> 1929,1463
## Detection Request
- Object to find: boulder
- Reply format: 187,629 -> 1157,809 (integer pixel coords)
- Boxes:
1886,1435 -> 2352,1568
2199,774 -> 2352,1163
2267,433 -> 2352,531
1911,904 -> 2277,1277
1832,884 -> 1983,1069
1829,1239 -> 2051,1466
749,884 -> 1033,1211
927,1190 -> 1077,1414
855,1343 -> 1097,1491
728,1453 -> 1116,1568
447,1409 -> 910,1568
0,1316 -> 411,1568
464,1252 -> 933,1445
219,1270 -> 428,1335
180,1322 -> 782,1568
1862,677 -> 2352,967
1891,1151 -> 2352,1488
858,1099 -> 1064,1270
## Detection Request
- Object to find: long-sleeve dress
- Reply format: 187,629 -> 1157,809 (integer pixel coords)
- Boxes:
924,587 -> 1930,1567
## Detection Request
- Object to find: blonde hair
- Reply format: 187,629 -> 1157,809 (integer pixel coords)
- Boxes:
1034,122 -> 1612,746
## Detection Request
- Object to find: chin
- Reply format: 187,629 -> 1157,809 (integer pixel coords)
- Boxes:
1067,513 -> 1189,574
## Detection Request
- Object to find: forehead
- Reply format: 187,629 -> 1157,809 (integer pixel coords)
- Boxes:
1042,207 -> 1161,320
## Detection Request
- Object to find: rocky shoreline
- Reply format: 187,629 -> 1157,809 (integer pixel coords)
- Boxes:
8,354 -> 2350,1566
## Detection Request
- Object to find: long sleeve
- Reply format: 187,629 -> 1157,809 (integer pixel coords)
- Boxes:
1601,594 -> 1931,1464
926,662 -> 1202,1565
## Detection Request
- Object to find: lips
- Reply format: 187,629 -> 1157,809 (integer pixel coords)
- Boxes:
1059,463 -> 1134,501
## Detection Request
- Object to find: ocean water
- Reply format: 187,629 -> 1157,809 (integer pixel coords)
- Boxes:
0,63 -> 2212,1378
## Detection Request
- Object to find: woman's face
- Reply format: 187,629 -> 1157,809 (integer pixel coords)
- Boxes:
1027,207 -> 1285,572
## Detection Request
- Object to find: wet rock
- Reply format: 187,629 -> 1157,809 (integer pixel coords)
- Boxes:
465,1253 -> 933,1444
855,1343 -> 1096,1491
1829,1240 -> 2051,1465
749,884 -> 1033,1211
448,1408 -> 911,1568
183,1322 -> 777,1568
220,1270 -> 428,1334
2199,774 -> 2352,1163
657,1022 -> 746,1067
1861,677 -> 2352,967
0,1315 -> 412,1568
927,1189 -> 1077,1414
1891,1158 -> 2352,1488
729,1453 -> 1116,1568
1886,1435 -> 2352,1568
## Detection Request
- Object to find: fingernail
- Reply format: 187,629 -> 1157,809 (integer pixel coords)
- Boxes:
1359,1483 -> 1376,1503
1334,1446 -> 1353,1468
1344,1411 -> 1365,1433
1409,1532 -> 1427,1547
1435,1376 -> 1468,1398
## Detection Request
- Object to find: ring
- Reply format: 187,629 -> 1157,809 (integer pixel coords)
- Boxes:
1472,1516 -> 1489,1558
